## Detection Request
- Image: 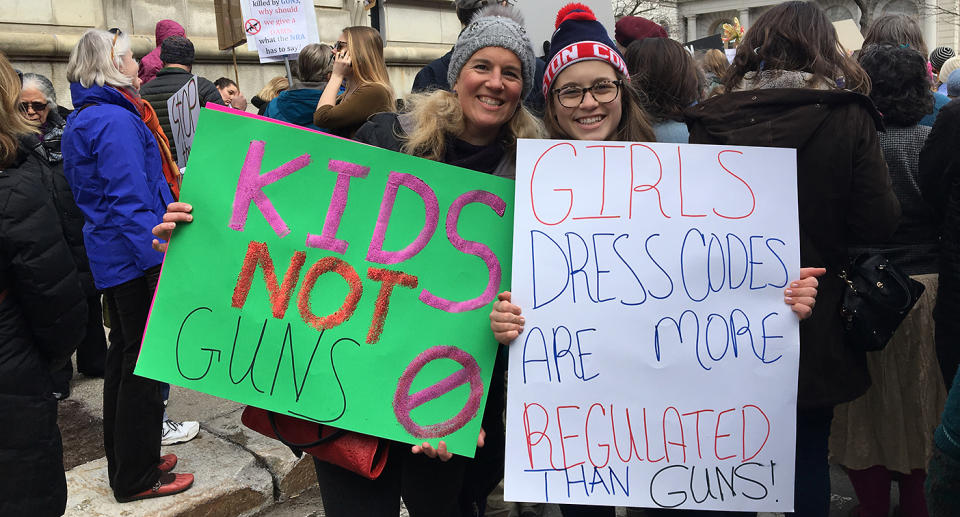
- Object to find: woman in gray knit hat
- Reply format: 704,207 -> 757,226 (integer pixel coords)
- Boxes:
353,4 -> 543,178
153,6 -> 542,516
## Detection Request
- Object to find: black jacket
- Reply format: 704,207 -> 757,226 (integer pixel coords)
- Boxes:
686,88 -> 901,408
0,147 -> 87,516
920,100 -> 960,346
26,125 -> 97,296
140,67 -> 224,165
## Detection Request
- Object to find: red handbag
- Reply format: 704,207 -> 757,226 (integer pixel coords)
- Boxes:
240,406 -> 389,480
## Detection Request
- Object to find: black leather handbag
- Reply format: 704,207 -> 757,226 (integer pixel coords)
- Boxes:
839,254 -> 925,351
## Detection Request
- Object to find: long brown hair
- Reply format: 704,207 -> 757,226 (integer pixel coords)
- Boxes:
863,14 -> 929,60
0,52 -> 38,167
544,70 -> 655,142
343,26 -> 393,99
723,1 -> 870,94
626,38 -> 702,122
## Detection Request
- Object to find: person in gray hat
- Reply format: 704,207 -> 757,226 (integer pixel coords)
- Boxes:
139,35 -> 223,166
152,5 -> 544,516
412,0 -> 547,115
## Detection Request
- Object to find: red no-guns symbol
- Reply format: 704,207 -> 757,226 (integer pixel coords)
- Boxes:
245,18 -> 261,35
393,345 -> 484,439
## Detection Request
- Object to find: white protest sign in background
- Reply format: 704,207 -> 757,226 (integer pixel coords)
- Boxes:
166,75 -> 200,167
505,140 -> 800,512
240,0 -> 320,63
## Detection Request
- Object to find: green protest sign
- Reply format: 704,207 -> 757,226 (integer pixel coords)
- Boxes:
135,106 -> 514,456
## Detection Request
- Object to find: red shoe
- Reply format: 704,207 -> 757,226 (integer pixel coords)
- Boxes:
115,472 -> 194,502
157,454 -> 177,473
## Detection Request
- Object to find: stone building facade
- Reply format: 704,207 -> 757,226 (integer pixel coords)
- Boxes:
0,0 -> 461,109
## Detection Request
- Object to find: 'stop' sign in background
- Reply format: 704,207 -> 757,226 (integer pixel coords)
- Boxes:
136,107 -> 514,456
504,139 -> 800,511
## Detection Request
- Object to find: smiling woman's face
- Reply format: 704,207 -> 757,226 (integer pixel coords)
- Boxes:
453,46 -> 523,146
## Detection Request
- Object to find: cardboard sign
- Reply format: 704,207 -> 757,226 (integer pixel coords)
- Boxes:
166,76 -> 201,167
504,139 -> 801,511
833,19 -> 864,52
135,106 -> 514,457
240,0 -> 320,63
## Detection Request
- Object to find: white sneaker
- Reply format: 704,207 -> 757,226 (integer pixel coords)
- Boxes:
161,419 -> 200,446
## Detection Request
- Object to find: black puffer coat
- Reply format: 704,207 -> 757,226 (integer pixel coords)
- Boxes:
0,146 -> 87,516
139,67 -> 223,164
686,88 -> 901,409
920,98 -> 960,382
27,122 -> 96,296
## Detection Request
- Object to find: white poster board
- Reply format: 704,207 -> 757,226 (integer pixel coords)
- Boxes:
166,76 -> 201,167
240,0 -> 320,63
504,139 -> 801,512
515,0 -> 616,53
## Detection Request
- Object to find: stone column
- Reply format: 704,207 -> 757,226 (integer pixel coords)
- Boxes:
923,2 -> 938,54
739,8 -> 750,29
687,15 -> 698,41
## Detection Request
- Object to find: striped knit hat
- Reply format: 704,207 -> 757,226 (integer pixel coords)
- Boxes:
930,46 -> 955,71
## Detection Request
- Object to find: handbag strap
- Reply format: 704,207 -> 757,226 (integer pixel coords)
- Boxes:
266,411 -> 347,449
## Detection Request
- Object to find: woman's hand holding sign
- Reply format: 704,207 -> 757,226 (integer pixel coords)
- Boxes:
784,267 -> 825,320
412,428 -> 485,462
152,202 -> 193,252
490,291 -> 524,345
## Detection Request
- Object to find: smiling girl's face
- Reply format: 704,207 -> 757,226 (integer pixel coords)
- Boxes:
551,60 -> 622,141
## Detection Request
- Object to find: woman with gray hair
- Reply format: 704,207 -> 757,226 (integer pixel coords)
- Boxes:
19,71 -> 108,400
263,43 -> 334,130
61,28 -> 193,502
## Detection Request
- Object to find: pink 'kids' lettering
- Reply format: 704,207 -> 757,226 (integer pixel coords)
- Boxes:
229,140 -> 311,237
305,160 -> 371,253
419,190 -> 505,313
366,172 -> 439,264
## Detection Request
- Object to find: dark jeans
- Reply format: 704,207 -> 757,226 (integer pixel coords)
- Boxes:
51,293 -> 108,393
927,369 -> 960,516
313,442 -> 466,517
103,266 -> 165,497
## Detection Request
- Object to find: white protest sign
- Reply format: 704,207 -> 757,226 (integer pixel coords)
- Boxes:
516,0 -> 616,53
240,0 -> 320,63
166,76 -> 201,167
504,140 -> 800,512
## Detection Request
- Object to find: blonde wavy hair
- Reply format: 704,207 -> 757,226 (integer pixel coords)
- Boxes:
400,89 -> 544,162
256,76 -> 289,103
0,52 -> 38,167
343,26 -> 393,99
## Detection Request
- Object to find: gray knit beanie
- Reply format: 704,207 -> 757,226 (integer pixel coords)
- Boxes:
447,5 -> 536,99
161,35 -> 195,66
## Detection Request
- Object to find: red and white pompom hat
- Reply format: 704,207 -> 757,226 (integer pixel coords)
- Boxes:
542,3 -> 630,98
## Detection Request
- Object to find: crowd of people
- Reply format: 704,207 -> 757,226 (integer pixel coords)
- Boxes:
2,0 -> 960,516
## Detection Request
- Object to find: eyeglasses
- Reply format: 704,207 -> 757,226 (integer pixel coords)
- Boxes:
19,101 -> 48,113
110,29 -> 121,62
333,40 -> 348,52
553,80 -> 623,108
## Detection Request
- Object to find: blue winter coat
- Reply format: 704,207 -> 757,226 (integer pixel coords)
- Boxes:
263,86 -> 327,131
61,83 -> 173,290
